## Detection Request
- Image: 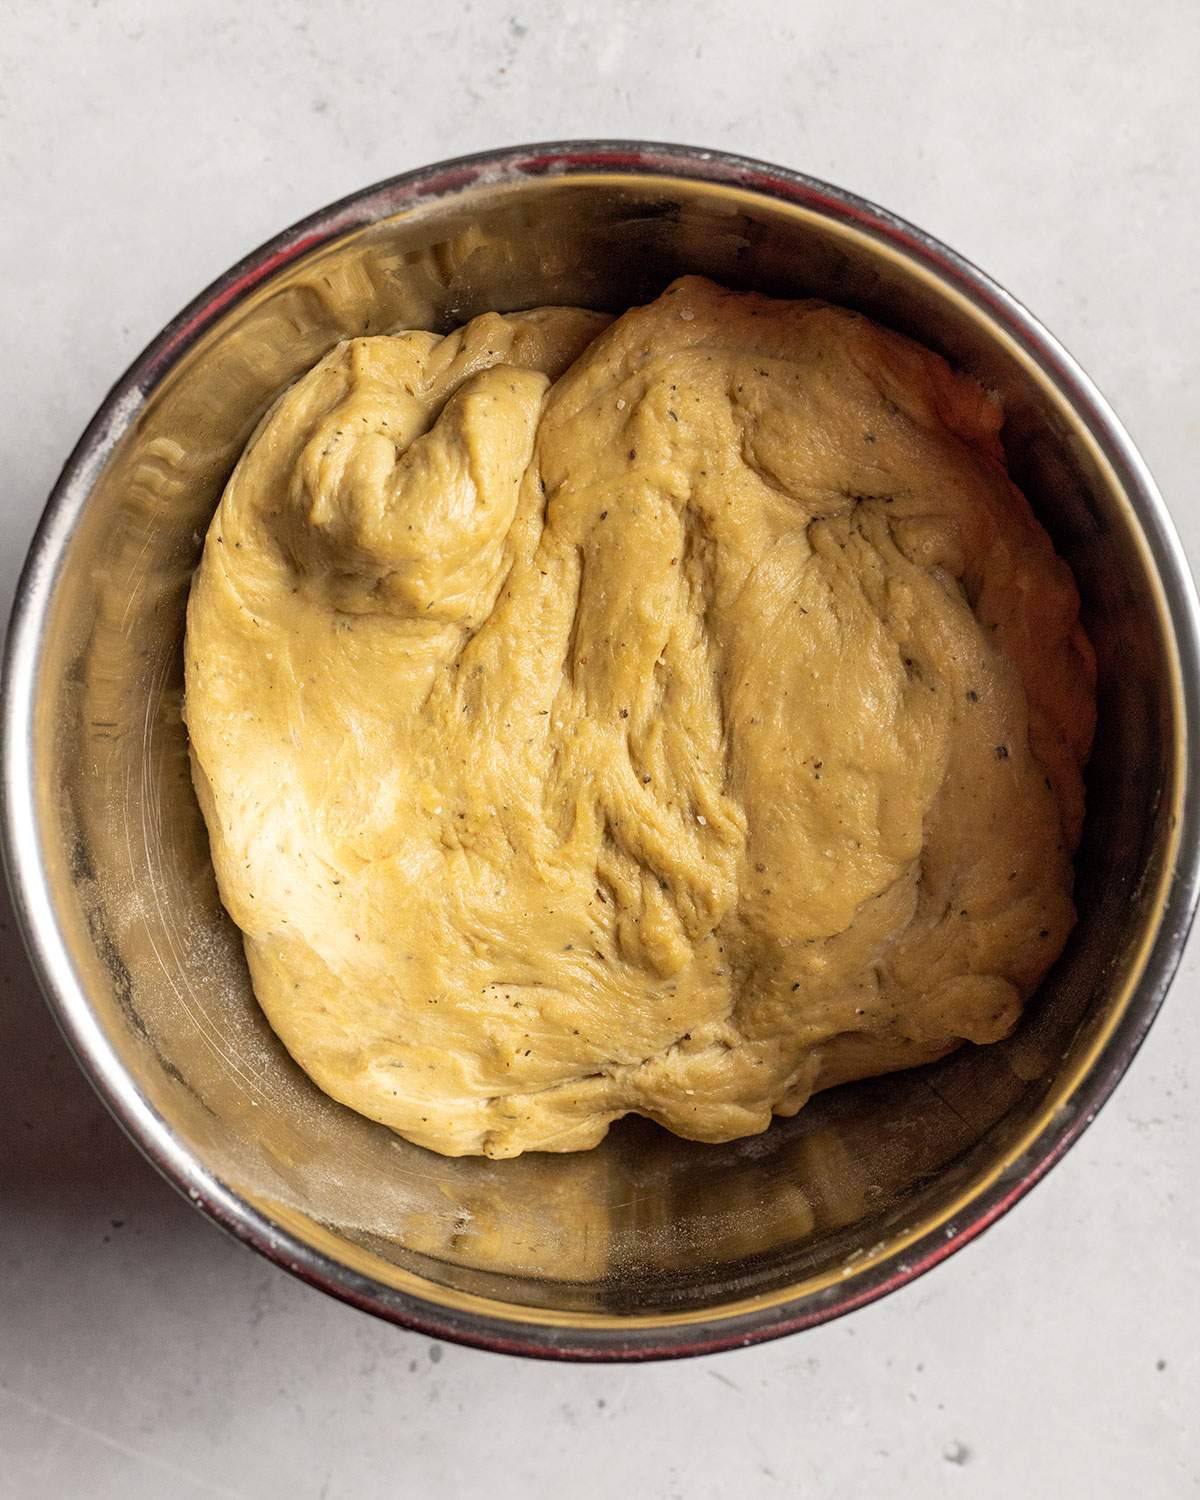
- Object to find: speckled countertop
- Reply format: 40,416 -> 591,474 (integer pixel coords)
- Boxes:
2,3 -> 1198,1496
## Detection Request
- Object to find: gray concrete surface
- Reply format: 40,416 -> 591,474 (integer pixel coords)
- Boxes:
2,2 -> 1198,1495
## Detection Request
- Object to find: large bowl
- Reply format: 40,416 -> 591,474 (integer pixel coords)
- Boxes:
4,142 -> 1198,1360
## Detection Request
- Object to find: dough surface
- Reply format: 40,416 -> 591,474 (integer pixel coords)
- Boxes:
185,277 -> 1094,1158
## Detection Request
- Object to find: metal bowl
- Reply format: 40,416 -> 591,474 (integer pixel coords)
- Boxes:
4,142 -> 1198,1360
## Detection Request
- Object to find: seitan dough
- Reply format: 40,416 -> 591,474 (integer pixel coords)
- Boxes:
184,277 -> 1094,1158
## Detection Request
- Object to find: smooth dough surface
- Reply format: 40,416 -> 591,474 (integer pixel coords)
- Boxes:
185,277 -> 1095,1158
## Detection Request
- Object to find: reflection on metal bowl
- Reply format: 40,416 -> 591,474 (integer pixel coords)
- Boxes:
3,142 -> 1198,1360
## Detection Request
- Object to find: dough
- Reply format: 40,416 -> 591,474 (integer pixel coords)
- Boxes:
185,277 -> 1094,1158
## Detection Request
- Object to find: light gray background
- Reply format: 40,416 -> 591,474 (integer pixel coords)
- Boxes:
2,3 -> 1198,1496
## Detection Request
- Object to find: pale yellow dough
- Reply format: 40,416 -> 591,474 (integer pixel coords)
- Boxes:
185,277 -> 1094,1158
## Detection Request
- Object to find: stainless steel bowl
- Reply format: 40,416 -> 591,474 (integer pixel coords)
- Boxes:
4,142 -> 1198,1360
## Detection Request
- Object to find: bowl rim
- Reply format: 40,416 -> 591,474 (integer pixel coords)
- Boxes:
4,139 -> 1199,1361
